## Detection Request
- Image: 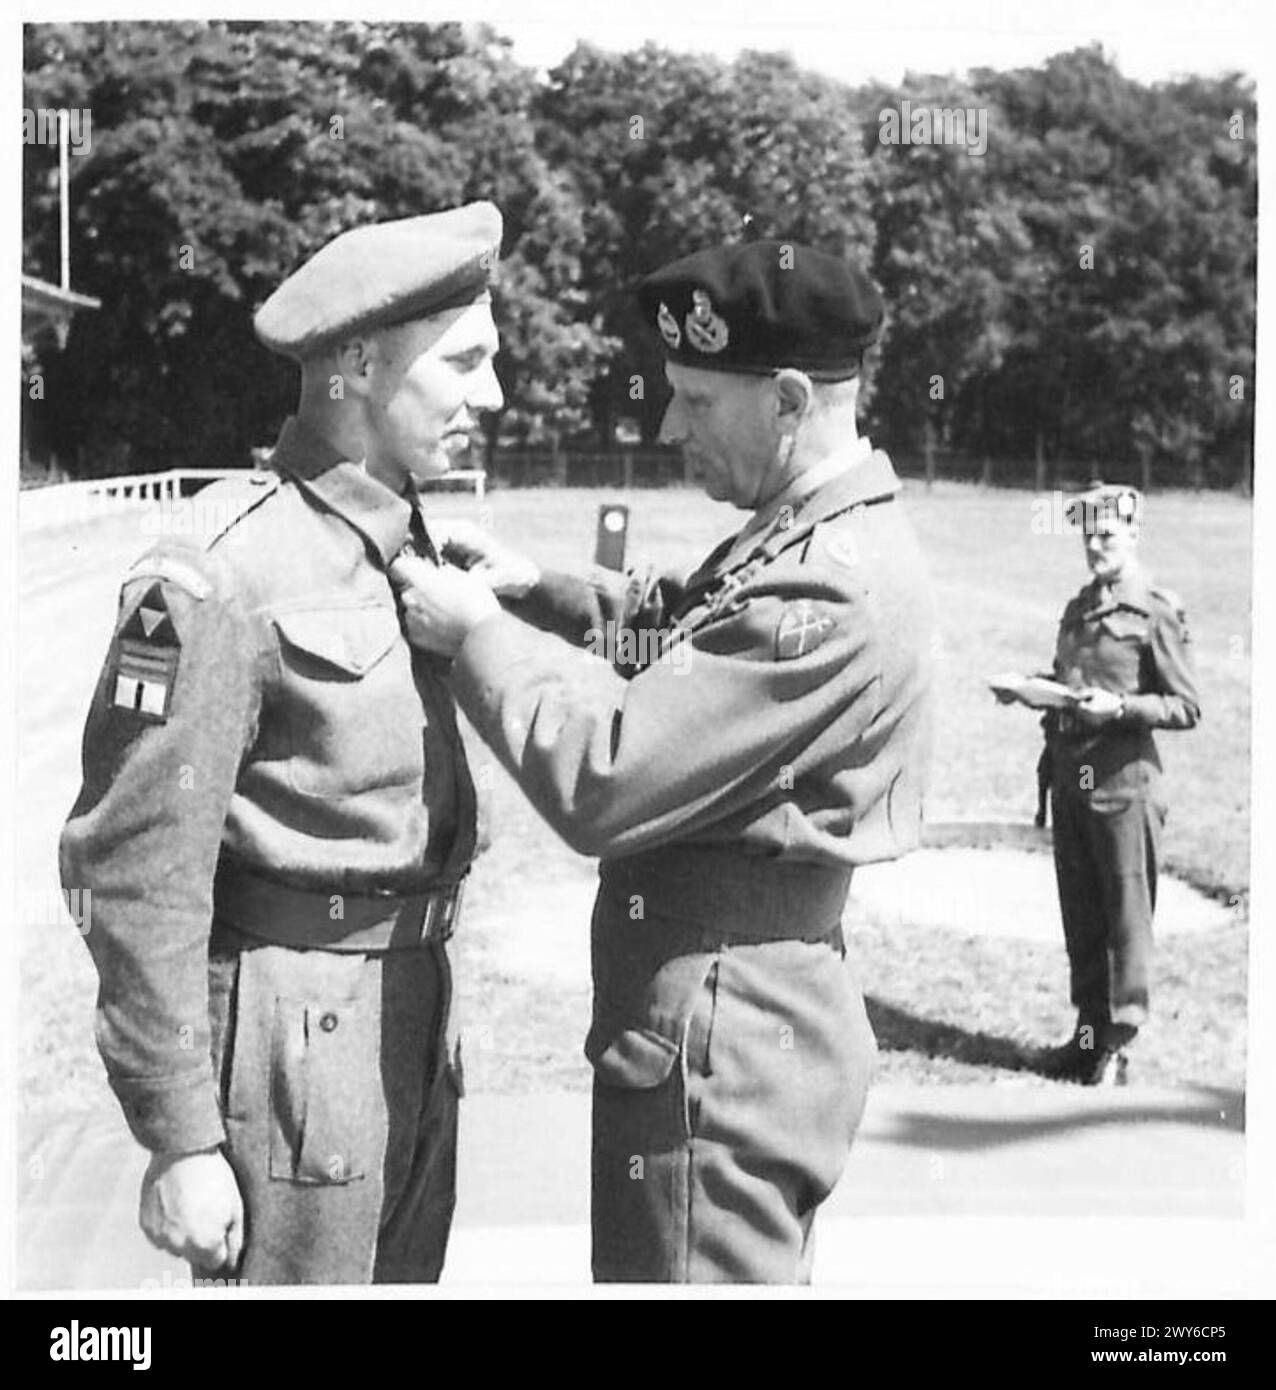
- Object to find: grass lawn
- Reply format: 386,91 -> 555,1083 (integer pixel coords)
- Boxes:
445,481 -> 1251,1094
454,480 -> 1250,897
18,479 -> 1251,1114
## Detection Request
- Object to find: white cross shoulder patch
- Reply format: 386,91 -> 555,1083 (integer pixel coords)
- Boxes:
775,600 -> 837,660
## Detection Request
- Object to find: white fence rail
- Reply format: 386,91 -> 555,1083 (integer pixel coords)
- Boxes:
19,469 -> 240,533
19,465 -> 486,532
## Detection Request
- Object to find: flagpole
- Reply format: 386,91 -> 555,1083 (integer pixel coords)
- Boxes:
59,109 -> 70,291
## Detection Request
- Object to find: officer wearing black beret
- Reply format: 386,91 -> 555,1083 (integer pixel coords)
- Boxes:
999,483 -> 1200,1083
392,238 -> 936,1282
61,204 -> 504,1282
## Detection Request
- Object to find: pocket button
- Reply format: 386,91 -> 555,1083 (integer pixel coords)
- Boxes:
319,1011 -> 339,1033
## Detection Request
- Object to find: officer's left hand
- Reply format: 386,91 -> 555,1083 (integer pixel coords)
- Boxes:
1074,688 -> 1124,726
435,520 -> 541,598
390,557 -> 500,657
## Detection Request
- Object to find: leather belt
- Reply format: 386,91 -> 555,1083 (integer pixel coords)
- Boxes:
213,860 -> 466,952
599,845 -> 852,944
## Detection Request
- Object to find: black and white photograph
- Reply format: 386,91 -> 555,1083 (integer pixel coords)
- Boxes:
8,0 -> 1271,1324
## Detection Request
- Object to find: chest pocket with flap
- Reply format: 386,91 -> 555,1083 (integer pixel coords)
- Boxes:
1098,609 -> 1148,643
272,602 -> 424,800
1092,609 -> 1149,691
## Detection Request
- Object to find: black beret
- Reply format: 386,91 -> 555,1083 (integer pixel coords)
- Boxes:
637,240 -> 884,380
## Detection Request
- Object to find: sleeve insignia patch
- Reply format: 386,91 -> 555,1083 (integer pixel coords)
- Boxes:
110,581 -> 181,721
775,600 -> 837,660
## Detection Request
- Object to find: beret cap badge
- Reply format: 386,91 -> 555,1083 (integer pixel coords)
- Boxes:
656,301 -> 682,349
1064,481 -> 1144,531
685,289 -> 729,354
638,240 -> 881,379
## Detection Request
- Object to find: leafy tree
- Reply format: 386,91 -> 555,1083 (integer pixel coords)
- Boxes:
23,29 -> 1255,488
971,48 -> 1255,487
856,74 -> 1035,483
23,20 -> 609,472
536,45 -> 878,442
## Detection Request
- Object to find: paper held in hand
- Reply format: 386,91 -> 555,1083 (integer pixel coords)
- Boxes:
987,674 -> 1087,709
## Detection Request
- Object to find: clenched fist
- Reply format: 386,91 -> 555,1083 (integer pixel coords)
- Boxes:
139,1149 -> 244,1272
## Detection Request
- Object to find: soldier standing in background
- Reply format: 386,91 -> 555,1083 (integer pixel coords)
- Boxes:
999,483 -> 1200,1084
59,204 -> 504,1282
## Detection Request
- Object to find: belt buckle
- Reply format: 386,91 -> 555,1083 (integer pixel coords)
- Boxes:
421,880 -> 465,944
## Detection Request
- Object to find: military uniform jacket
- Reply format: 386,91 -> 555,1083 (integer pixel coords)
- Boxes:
451,450 -> 935,869
59,417 -> 476,1155
1048,567 -> 1201,788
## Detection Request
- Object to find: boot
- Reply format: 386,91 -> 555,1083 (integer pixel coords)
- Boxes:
1042,1018 -> 1135,1085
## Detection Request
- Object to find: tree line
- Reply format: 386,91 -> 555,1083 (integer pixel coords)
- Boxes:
22,21 -> 1255,489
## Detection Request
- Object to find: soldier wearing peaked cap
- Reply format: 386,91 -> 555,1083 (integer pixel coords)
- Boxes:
1000,482 -> 1200,1084
392,238 -> 936,1283
60,203 -> 505,1283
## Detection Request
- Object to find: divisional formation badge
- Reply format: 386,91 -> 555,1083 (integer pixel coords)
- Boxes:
775,600 -> 837,660
110,582 -> 181,722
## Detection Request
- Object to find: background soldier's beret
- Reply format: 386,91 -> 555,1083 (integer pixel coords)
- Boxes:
637,240 -> 884,380
1065,480 -> 1144,530
254,202 -> 503,359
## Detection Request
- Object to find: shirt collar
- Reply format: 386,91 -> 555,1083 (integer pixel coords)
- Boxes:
753,445 -> 901,564
269,415 -> 412,566
1089,564 -> 1151,614
719,439 -> 885,572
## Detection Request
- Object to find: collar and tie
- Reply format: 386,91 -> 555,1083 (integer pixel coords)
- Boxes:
402,497 -> 441,565
269,416 -> 417,567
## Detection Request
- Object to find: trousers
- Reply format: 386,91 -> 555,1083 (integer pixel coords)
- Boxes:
201,922 -> 461,1284
1050,774 -> 1164,1029
589,933 -> 876,1283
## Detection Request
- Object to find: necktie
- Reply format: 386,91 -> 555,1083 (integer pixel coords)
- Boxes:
398,497 -> 477,882
403,498 -> 440,565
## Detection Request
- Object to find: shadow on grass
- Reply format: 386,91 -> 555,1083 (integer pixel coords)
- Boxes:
883,1084 -> 1245,1152
866,996 -> 1033,1074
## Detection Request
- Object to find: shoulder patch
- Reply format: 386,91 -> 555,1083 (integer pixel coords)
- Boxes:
775,599 -> 838,660
109,581 -> 181,722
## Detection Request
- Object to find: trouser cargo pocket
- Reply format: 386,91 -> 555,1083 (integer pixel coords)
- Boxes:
268,986 -> 378,1185
589,962 -> 717,1283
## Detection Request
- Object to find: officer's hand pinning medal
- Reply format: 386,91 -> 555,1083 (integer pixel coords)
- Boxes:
390,557 -> 499,658
435,519 -> 541,598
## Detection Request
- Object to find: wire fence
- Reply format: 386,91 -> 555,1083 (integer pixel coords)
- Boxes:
19,440 -> 1251,507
